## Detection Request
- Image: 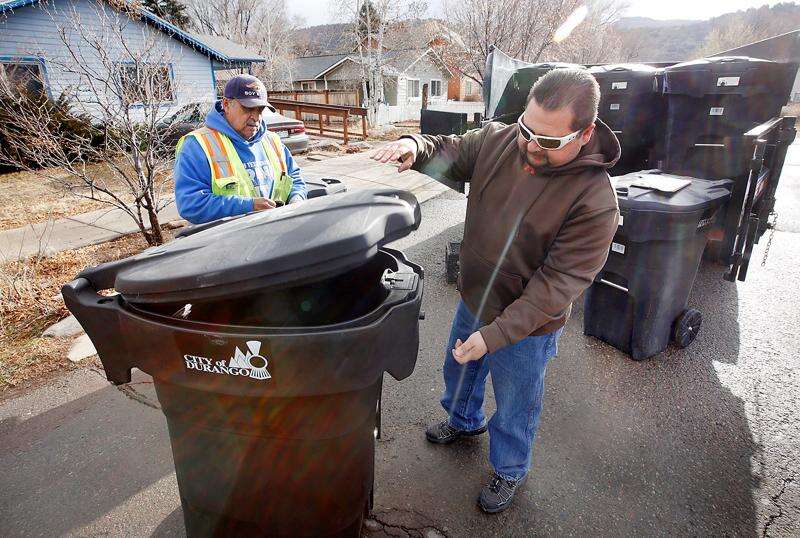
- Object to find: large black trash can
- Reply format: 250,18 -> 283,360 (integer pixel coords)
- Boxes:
663,56 -> 796,179
583,171 -> 732,360
491,62 -> 584,123
590,64 -> 666,175
61,189 -> 424,537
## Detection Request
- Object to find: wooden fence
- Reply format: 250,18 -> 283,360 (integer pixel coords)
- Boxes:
269,98 -> 368,145
269,90 -> 361,108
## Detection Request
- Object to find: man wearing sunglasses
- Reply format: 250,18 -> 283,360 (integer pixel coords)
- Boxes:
371,68 -> 620,513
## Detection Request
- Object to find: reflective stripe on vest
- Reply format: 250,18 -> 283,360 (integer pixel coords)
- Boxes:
177,127 -> 291,202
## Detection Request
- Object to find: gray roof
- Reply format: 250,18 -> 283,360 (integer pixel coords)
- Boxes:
192,34 -> 265,62
291,54 -> 352,81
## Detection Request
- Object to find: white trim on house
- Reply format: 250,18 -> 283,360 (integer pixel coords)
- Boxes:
429,78 -> 443,97
402,48 -> 436,75
406,77 -> 420,100
300,81 -> 316,90
315,57 -> 355,79
401,47 -> 454,78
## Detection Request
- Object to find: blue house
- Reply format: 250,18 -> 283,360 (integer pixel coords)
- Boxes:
0,0 -> 265,118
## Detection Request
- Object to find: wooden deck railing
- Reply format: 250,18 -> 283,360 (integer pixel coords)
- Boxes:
269,98 -> 368,146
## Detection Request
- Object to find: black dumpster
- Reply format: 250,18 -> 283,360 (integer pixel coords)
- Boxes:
663,56 -> 796,179
590,64 -> 665,174
62,189 -> 424,537
583,171 -> 732,360
490,62 -> 584,123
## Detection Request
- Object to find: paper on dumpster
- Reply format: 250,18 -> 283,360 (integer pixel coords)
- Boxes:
630,175 -> 691,193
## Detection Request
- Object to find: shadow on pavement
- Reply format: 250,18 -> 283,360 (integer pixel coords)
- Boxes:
371,224 -> 758,536
0,372 -> 177,536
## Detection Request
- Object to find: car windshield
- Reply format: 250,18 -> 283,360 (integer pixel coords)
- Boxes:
168,103 -> 207,124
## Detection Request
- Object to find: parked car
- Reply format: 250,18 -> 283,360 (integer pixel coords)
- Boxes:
159,101 -> 310,154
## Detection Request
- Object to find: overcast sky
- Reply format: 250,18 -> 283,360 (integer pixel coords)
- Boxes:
288,0 -> 797,27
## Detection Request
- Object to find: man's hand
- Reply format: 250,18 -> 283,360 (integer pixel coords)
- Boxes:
252,197 -> 277,211
452,331 -> 488,364
370,138 -> 417,172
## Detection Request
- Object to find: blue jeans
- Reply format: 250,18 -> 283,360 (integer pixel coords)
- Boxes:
440,301 -> 562,482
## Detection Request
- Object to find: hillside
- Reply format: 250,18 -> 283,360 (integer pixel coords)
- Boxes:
292,3 -> 800,63
616,3 -> 800,62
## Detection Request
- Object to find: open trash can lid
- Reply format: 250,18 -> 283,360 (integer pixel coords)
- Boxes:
80,189 -> 421,303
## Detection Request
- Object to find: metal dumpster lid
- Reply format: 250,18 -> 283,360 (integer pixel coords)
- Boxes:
79,189 -> 421,303
589,63 -> 661,74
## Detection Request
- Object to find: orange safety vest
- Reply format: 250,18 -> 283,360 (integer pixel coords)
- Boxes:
177,127 -> 293,202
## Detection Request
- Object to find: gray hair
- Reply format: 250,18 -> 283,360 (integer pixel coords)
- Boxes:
526,68 -> 600,131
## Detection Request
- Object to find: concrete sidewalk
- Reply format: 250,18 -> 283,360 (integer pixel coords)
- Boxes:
0,150 -> 448,261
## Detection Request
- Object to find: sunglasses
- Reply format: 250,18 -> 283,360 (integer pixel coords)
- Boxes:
517,114 -> 583,150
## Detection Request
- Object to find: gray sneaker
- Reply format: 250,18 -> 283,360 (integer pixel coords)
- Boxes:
477,473 -> 519,514
425,419 -> 487,444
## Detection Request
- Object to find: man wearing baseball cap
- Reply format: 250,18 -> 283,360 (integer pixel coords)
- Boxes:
174,74 -> 307,224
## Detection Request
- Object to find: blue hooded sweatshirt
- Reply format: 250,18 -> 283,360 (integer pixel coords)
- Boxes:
174,101 -> 307,224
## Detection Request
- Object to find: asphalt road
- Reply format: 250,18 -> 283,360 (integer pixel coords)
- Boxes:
1,151 -> 799,536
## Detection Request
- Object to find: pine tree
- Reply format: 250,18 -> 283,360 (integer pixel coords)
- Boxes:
358,0 -> 383,40
142,0 -> 190,29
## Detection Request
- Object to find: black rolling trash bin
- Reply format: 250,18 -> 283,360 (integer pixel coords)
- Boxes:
590,63 -> 665,174
584,171 -> 732,360
663,56 -> 796,179
62,189 -> 424,537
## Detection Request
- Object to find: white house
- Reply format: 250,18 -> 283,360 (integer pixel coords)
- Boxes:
290,47 -> 452,123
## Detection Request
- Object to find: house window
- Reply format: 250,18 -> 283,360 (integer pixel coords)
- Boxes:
300,81 -> 316,91
0,61 -> 44,95
407,78 -> 420,99
117,63 -> 175,105
430,79 -> 442,97
465,80 -> 473,95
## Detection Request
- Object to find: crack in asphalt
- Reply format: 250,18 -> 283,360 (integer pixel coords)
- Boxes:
762,473 -> 796,537
365,508 -> 448,538
116,384 -> 161,410
88,367 -> 161,410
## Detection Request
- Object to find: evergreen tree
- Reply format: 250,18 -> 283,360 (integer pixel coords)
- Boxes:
142,0 -> 190,29
357,0 -> 383,40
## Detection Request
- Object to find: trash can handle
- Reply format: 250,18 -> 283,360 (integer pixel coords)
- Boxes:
373,189 -> 422,228
61,278 -> 133,385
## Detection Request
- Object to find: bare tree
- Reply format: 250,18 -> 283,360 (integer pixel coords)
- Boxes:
546,0 -> 628,64
331,0 -> 428,124
0,1 -> 189,246
185,0 -> 300,89
441,0 -> 627,85
695,19 -> 761,59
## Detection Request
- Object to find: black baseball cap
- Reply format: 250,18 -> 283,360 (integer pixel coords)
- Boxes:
223,74 -> 276,111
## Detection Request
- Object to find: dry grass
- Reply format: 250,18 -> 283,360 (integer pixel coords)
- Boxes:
0,230 -> 172,395
366,124 -> 421,141
0,161 -> 174,231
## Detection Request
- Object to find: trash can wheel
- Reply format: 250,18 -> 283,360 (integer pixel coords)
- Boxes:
673,309 -> 702,348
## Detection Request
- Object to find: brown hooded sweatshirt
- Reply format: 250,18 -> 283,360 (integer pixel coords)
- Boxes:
403,119 -> 620,353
